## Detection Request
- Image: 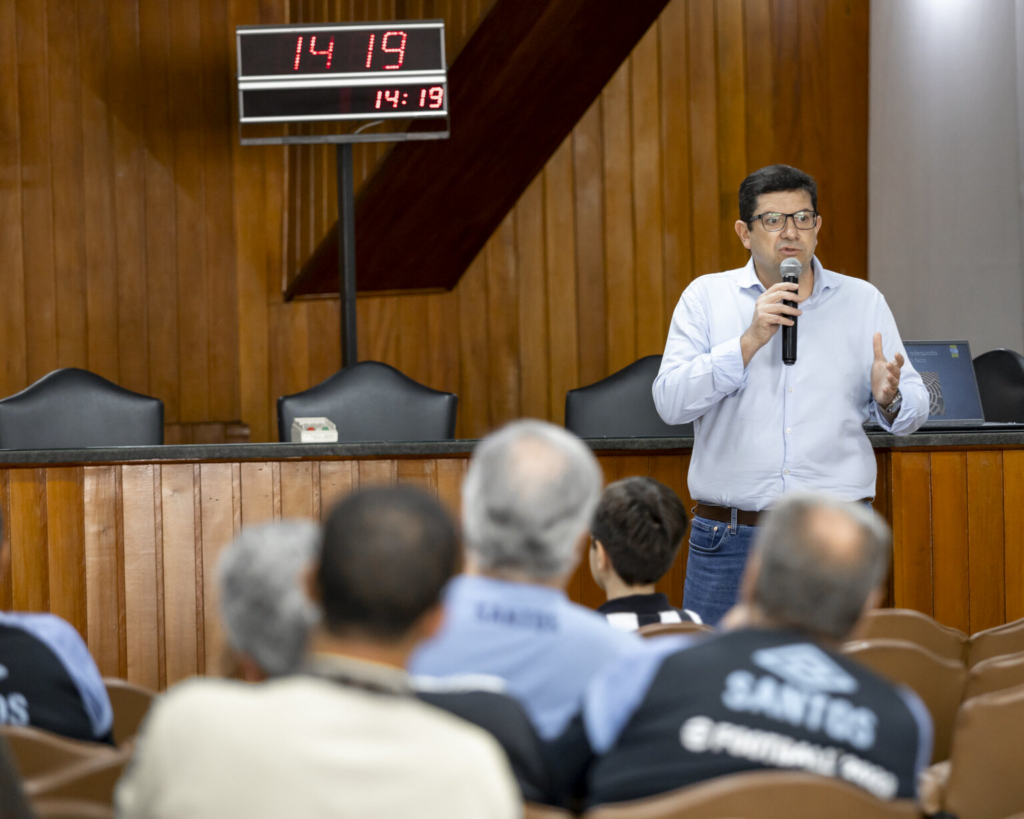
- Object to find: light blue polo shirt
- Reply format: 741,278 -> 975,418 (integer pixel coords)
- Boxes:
409,575 -> 641,740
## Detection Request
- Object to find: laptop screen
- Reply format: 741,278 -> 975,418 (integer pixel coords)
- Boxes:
903,340 -> 985,427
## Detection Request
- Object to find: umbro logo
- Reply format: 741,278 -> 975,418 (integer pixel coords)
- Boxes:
752,643 -> 858,694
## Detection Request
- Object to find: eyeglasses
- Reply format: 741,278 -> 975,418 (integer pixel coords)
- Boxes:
750,211 -> 819,232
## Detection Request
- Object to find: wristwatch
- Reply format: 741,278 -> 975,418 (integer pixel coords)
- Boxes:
882,389 -> 902,415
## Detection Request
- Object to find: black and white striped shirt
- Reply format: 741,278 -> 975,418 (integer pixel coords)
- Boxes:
596,593 -> 701,631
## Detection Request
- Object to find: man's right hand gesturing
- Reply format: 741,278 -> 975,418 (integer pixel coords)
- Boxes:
739,281 -> 803,367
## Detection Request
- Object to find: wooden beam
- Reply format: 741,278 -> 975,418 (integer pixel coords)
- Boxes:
285,0 -> 672,298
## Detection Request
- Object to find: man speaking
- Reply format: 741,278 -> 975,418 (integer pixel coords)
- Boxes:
653,165 -> 928,625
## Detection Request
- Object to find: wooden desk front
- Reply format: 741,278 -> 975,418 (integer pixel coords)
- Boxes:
0,434 -> 1021,690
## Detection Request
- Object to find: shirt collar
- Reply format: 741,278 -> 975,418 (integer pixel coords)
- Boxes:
448,573 -> 567,604
303,652 -> 412,695
738,256 -> 839,297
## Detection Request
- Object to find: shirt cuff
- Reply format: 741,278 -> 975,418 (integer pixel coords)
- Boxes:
873,388 -> 924,435
710,336 -> 749,394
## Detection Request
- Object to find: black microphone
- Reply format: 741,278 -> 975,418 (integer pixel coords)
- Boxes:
780,257 -> 801,366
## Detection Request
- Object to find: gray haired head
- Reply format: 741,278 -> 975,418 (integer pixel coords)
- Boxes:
462,420 -> 603,580
217,520 -> 321,677
750,492 -> 891,642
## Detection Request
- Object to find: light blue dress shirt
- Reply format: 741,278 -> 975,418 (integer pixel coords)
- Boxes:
408,575 -> 640,739
653,257 -> 928,510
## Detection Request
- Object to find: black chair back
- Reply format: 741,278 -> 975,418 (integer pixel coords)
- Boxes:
277,361 -> 458,442
0,369 -> 164,450
973,348 -> 1024,422
564,355 -> 693,438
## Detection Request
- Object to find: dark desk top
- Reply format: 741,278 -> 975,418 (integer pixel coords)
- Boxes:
0,429 -> 1022,467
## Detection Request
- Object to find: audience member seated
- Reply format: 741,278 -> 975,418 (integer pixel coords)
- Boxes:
550,492 -> 933,808
217,520 -> 320,680
413,675 -> 554,803
115,487 -> 519,819
590,476 -> 701,629
409,420 -> 640,740
214,510 -> 552,802
0,508 -> 114,745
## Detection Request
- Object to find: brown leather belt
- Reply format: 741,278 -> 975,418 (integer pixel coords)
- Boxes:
695,499 -> 872,528
695,504 -> 761,527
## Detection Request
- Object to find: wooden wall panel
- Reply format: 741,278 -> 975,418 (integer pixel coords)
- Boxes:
0,1 -> 866,443
8,469 -> 49,612
883,446 -> 1024,634
121,464 -> 161,689
891,452 -> 933,616
967,451 -> 1005,632
3,445 -> 1023,688
930,452 -> 969,633
198,462 -> 239,676
0,472 -> 11,611
269,0 -> 868,442
160,464 -> 200,684
0,2 -> 27,400
45,468 -> 86,636
1005,451 -> 1024,623
0,0 -> 253,432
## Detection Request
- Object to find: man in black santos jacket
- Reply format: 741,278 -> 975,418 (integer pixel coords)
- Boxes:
551,492 -> 932,807
0,508 -> 113,744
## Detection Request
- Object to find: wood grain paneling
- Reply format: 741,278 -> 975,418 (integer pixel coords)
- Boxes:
930,452 -> 969,633
8,469 -> 49,612
891,452 -> 933,616
0,1 -> 867,443
160,464 -> 199,685
967,451 -> 1005,632
45,468 -> 86,635
121,464 -> 160,689
3,445 -> 1023,687
0,0 -> 257,432
269,0 -> 868,442
1005,451 -> 1024,623
0,471 -> 12,610
198,463 -> 238,676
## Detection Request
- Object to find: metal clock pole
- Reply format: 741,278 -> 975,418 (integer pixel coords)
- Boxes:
236,20 -> 449,371
337,143 -> 358,367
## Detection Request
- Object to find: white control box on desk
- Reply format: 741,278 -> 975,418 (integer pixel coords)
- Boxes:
290,417 -> 338,443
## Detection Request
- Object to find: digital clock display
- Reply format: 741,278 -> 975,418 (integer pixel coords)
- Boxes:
236,20 -> 448,139
241,82 -> 447,122
238,23 -> 445,78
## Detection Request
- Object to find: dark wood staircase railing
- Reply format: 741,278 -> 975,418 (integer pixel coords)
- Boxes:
285,0 -> 672,299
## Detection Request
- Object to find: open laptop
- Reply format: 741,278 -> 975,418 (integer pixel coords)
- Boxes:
868,340 -> 1023,431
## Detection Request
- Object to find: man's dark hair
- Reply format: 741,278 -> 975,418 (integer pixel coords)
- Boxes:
738,164 -> 818,224
318,486 -> 460,640
590,477 -> 688,586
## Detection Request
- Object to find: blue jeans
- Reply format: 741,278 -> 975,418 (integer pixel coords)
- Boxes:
683,514 -> 758,626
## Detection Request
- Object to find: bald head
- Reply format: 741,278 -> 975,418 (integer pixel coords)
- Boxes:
744,492 -> 891,641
